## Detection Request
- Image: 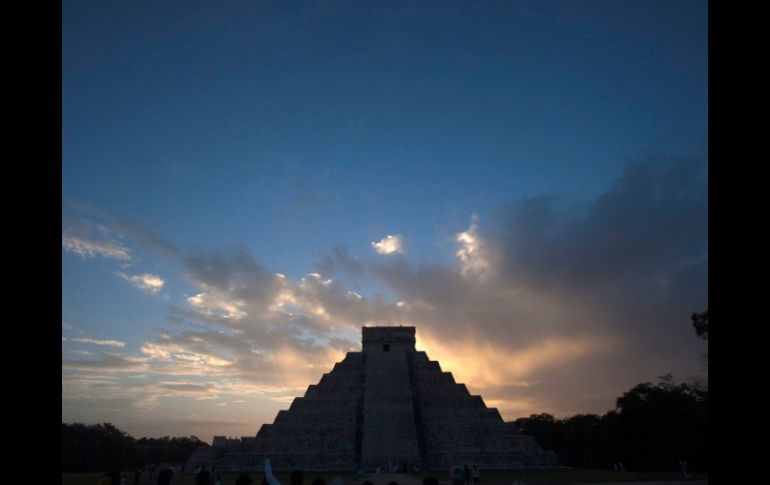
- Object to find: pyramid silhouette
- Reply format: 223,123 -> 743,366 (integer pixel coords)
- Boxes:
252,326 -> 558,471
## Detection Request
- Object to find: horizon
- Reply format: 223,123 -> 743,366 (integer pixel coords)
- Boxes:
62,0 -> 708,441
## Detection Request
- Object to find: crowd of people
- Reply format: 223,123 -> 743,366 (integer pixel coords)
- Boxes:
102,459 -> 481,485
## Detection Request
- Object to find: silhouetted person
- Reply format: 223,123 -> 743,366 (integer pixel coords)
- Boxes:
450,466 -> 465,485
104,471 -> 121,485
197,470 -> 213,485
133,469 -> 142,485
471,465 -> 480,485
264,458 -> 282,485
423,476 -> 439,485
464,464 -> 470,485
236,474 -> 254,485
157,469 -> 174,485
290,470 -> 304,485
311,478 -> 326,485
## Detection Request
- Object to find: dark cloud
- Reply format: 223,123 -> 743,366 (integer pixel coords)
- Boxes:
65,201 -> 181,255
492,156 -> 707,291
315,245 -> 364,280
183,247 -> 280,309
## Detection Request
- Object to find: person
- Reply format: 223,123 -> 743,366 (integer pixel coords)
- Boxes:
236,474 -> 254,485
133,469 -> 142,485
197,470 -> 213,485
157,469 -> 174,485
264,458 -> 282,485
471,464 -> 480,485
289,470 -> 304,485
214,473 -> 223,485
311,478 -> 326,485
104,471 -> 121,485
422,476 -> 439,485
450,465 -> 465,485
464,464 -> 470,485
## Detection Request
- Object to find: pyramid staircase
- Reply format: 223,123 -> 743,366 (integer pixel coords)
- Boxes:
248,327 -> 558,471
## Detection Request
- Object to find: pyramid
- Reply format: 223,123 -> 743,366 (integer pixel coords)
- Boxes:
250,326 -> 558,471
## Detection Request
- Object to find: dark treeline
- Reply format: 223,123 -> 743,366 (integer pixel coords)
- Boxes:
515,374 -> 708,472
62,422 -> 208,472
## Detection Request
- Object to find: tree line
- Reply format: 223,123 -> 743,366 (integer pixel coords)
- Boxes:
61,422 -> 208,472
515,374 -> 707,472
516,312 -> 708,473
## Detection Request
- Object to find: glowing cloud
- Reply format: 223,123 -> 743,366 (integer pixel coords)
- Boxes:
187,292 -> 247,320
117,272 -> 165,293
455,216 -> 491,278
65,337 -> 127,348
371,234 -> 403,254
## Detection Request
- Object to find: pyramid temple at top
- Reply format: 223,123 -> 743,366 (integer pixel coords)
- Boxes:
214,326 -> 558,472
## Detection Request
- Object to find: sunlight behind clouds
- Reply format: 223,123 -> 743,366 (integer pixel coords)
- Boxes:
371,235 -> 403,255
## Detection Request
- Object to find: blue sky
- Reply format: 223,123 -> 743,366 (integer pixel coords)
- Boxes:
62,0 -> 707,440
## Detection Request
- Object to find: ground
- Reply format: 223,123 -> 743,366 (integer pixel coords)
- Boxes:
62,469 -> 707,485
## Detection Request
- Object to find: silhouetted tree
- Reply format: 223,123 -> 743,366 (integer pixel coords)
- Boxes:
62,423 -> 137,472
691,310 -> 708,340
62,423 -> 208,473
514,375 -> 707,472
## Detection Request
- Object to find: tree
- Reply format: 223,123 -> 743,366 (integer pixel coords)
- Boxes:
691,310 -> 708,340
691,310 -> 708,366
512,375 -> 707,472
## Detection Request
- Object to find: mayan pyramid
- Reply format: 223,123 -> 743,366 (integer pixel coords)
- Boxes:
250,326 -> 559,471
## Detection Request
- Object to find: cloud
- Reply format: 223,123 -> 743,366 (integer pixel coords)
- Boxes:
62,324 -> 126,348
65,337 -> 127,348
315,156 -> 707,417
117,272 -> 165,293
62,235 -> 131,260
62,353 -> 146,371
316,246 -> 363,280
186,292 -> 247,320
371,234 -> 403,255
64,201 -> 180,256
63,155 -> 707,434
455,215 -> 492,279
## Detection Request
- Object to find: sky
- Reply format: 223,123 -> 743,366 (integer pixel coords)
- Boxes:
62,0 -> 708,442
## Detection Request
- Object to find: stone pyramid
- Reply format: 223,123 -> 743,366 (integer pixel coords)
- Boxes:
252,326 -> 559,471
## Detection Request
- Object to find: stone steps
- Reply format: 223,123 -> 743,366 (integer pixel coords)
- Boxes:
244,327 -> 560,471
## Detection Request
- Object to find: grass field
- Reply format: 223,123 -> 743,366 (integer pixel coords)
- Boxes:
62,468 -> 707,485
